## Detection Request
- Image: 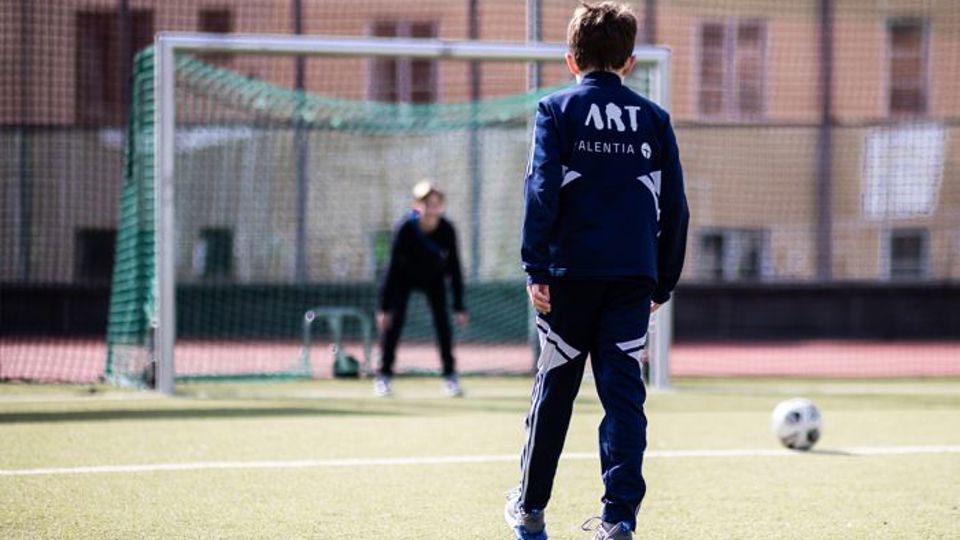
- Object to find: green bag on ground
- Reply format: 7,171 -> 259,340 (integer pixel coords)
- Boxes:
333,353 -> 360,378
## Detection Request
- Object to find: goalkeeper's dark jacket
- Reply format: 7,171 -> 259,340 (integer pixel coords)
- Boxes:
521,71 -> 689,304
379,212 -> 465,311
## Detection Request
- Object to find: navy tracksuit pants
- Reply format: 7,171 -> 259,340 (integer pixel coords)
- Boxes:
519,277 -> 653,529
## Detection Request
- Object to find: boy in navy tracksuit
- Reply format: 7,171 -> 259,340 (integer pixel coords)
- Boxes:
504,3 -> 689,540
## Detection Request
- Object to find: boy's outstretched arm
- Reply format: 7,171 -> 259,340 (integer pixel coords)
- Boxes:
521,101 -> 564,290
652,114 -> 690,305
448,225 -> 467,326
378,225 -> 409,330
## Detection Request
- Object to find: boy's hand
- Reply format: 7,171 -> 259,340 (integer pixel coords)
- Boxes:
527,284 -> 551,314
454,311 -> 470,328
376,311 -> 392,332
650,302 -> 661,314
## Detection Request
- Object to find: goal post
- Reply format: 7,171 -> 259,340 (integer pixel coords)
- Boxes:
121,32 -> 673,394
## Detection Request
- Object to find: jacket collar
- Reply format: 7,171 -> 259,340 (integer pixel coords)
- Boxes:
580,71 -> 624,87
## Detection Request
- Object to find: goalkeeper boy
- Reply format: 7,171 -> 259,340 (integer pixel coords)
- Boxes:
505,3 -> 689,540
375,181 -> 468,397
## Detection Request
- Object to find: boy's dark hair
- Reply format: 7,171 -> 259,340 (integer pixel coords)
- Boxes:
567,2 -> 638,72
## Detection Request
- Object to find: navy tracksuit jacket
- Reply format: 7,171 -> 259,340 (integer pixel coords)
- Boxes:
517,71 -> 689,529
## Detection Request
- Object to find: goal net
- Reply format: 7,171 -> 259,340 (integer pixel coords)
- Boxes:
105,34 -> 670,391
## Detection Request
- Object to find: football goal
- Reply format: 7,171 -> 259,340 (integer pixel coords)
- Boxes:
105,33 -> 673,394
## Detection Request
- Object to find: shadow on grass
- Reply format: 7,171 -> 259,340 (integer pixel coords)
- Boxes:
0,406 -> 407,424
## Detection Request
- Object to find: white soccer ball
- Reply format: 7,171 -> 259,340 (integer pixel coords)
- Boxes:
771,398 -> 822,451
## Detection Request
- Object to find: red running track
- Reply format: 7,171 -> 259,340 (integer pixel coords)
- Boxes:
1,339 -> 958,383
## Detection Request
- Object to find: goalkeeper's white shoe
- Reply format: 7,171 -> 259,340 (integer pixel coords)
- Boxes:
504,487 -> 547,540
442,375 -> 464,397
373,375 -> 393,397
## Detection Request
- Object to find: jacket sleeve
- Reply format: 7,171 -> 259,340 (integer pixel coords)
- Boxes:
652,113 -> 690,304
379,223 -> 408,311
445,223 -> 466,311
521,100 -> 564,285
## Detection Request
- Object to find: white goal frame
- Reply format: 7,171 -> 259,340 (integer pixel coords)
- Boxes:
153,32 -> 673,394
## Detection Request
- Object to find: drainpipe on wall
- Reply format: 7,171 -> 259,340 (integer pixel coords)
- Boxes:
293,0 -> 309,283
119,0 -> 131,125
18,0 -> 32,281
526,0 -> 541,90
468,0 -> 482,279
643,0 -> 657,44
816,0 -> 834,280
526,0 -> 542,370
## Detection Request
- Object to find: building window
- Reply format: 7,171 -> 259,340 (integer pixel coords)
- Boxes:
888,18 -> 929,116
698,19 -> 766,119
863,124 -> 945,220
76,10 -> 154,125
697,229 -> 769,282
369,21 -> 438,103
75,229 -> 116,284
198,8 -> 233,65
699,232 -> 726,281
192,228 -> 234,280
888,228 -> 928,280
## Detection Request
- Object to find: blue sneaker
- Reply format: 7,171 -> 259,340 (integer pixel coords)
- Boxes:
504,487 -> 547,540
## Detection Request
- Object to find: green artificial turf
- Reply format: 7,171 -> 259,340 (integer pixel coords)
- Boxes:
1,377 -> 958,539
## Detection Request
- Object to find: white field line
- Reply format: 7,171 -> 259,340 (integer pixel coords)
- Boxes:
2,445 -> 959,477
0,393 -> 161,404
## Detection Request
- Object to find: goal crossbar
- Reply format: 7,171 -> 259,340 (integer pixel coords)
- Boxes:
153,32 -> 672,394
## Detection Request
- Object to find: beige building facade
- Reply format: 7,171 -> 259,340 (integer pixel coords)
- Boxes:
2,0 -> 957,285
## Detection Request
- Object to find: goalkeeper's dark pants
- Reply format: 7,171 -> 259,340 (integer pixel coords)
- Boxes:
519,277 -> 653,531
379,281 -> 456,377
